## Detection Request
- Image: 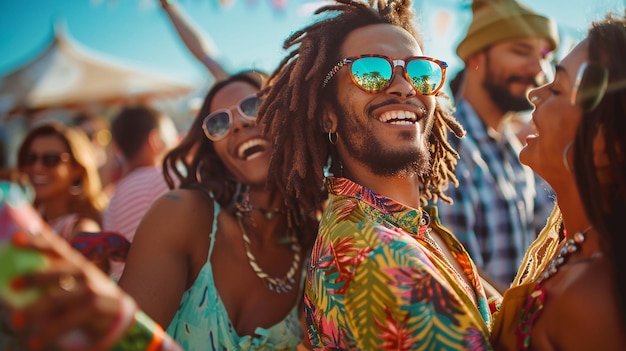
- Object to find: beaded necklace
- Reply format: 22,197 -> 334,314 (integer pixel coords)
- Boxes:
536,226 -> 595,285
236,212 -> 301,293
518,226 -> 603,350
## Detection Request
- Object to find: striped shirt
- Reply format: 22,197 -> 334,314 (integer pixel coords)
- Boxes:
103,167 -> 169,242
437,100 -> 555,286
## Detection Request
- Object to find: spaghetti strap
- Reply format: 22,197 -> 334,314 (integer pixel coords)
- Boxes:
184,184 -> 220,260
207,203 -> 220,258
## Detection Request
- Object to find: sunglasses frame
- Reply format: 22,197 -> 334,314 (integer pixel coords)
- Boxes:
22,152 -> 72,168
201,94 -> 261,142
322,54 -> 448,96
570,61 -> 609,112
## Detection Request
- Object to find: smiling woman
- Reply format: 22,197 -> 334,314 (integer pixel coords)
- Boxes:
16,123 -> 109,241
491,12 -> 626,350
116,70 -> 319,350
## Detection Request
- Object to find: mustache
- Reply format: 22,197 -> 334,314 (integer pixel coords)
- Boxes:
367,98 -> 427,115
507,75 -> 541,87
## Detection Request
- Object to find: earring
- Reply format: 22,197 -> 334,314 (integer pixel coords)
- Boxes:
563,142 -> 573,173
69,180 -> 83,196
328,131 -> 338,145
232,182 -> 252,215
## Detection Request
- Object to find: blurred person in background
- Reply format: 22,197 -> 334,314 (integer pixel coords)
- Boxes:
71,111 -> 122,196
437,0 -> 559,291
16,122 -> 109,241
102,105 -> 178,281
102,105 -> 178,244
159,0 -> 230,82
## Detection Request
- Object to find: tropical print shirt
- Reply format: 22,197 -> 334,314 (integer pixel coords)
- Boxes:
304,177 -> 493,350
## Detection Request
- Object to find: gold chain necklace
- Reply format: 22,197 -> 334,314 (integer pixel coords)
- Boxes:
236,212 -> 301,293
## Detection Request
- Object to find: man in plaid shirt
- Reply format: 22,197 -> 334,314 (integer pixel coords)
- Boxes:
438,0 -> 558,290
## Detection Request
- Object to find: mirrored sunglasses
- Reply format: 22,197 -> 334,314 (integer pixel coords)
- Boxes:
21,152 -> 72,168
202,95 -> 261,141
322,54 -> 448,95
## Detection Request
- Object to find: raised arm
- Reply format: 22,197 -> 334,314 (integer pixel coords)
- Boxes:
159,0 -> 230,81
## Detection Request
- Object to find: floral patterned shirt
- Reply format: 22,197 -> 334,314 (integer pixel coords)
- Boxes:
304,177 -> 492,350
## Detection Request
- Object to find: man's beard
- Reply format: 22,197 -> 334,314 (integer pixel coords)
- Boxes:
483,78 -> 534,112
335,102 -> 431,178
483,53 -> 537,112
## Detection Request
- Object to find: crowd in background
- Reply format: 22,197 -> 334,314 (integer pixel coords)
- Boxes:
1,0 -> 626,350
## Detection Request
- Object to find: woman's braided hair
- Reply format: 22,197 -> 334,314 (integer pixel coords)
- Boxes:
258,0 -> 465,228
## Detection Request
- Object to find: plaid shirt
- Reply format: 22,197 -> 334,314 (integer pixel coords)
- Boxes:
437,100 -> 555,286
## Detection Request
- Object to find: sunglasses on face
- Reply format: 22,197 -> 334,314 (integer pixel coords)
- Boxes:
21,152 -> 72,168
571,62 -> 608,112
322,54 -> 448,95
202,94 -> 261,141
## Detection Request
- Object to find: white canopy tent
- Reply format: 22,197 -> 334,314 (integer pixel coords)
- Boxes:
0,25 -> 196,116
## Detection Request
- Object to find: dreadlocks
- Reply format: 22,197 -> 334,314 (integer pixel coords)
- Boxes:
259,0 -> 465,227
573,12 -> 626,328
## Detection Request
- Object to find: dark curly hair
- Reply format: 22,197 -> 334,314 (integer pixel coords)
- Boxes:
163,71 -> 266,205
573,12 -> 626,328
162,70 -> 318,249
258,0 -> 465,228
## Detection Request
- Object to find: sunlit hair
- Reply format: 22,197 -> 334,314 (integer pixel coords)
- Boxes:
259,0 -> 465,227
163,70 -> 319,249
17,122 -> 108,224
573,11 -> 626,328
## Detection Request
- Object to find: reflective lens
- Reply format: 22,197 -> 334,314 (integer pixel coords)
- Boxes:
239,95 -> 261,117
204,112 -> 232,141
202,95 -> 260,141
324,54 -> 447,95
571,62 -> 608,112
406,59 -> 445,95
22,152 -> 71,168
351,57 -> 393,92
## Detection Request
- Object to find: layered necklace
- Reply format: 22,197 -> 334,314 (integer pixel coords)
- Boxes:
236,212 -> 301,293
536,226 -> 602,285
518,226 -> 603,350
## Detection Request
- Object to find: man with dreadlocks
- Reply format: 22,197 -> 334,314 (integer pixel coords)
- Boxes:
258,0 -> 493,349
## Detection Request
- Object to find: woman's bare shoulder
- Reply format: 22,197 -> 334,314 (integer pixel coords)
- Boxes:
547,259 -> 626,350
136,188 -> 216,243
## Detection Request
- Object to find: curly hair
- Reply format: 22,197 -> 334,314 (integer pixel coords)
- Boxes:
573,12 -> 626,328
162,70 -> 319,249
259,0 -> 465,227
163,71 -> 267,205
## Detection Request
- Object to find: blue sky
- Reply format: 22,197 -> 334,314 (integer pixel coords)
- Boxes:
1,0 -> 624,90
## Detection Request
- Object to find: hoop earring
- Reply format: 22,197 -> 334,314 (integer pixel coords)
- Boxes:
328,131 -> 338,145
563,142 -> 573,173
69,180 -> 83,196
232,182 -> 252,214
